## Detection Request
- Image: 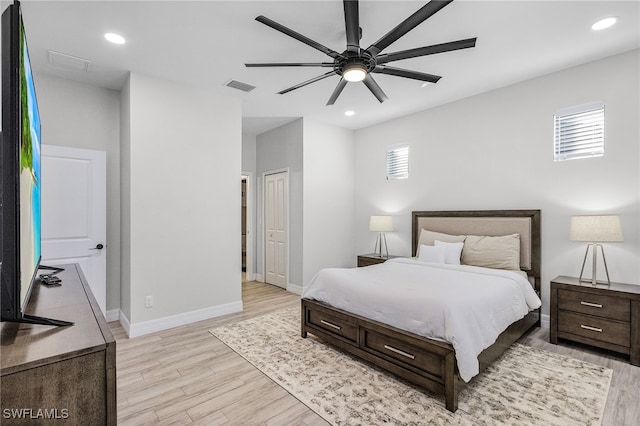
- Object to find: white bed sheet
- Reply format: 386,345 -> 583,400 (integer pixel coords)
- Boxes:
302,257 -> 542,382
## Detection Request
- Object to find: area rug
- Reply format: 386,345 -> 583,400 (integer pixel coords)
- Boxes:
209,308 -> 612,426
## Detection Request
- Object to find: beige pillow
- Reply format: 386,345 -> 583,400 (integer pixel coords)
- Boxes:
462,233 -> 521,270
417,229 -> 466,255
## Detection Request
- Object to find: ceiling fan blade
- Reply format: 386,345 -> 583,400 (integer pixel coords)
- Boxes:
376,38 -> 476,64
344,0 -> 360,53
246,62 -> 334,68
256,15 -> 342,59
363,74 -> 388,103
326,78 -> 348,106
373,65 -> 441,83
277,71 -> 336,95
365,0 -> 453,57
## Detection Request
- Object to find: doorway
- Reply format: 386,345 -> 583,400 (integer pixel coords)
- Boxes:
241,173 -> 252,282
263,171 -> 288,288
40,145 -> 107,315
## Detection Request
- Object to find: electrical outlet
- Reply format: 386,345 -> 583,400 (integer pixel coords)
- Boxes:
145,296 -> 153,308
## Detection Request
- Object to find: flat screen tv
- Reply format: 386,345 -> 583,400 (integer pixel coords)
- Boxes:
1,1 -> 70,326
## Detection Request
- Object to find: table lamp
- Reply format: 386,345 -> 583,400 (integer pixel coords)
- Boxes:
370,215 -> 394,258
570,215 -> 623,285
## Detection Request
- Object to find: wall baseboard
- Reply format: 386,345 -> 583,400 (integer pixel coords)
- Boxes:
120,301 -> 243,338
255,273 -> 264,282
119,310 -> 131,337
106,309 -> 120,323
286,283 -> 303,295
540,313 -> 550,328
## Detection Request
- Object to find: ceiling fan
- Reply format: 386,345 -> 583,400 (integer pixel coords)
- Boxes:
245,0 -> 477,106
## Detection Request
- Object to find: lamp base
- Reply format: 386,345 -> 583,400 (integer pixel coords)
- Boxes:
578,243 -> 611,286
373,232 -> 389,259
578,278 -> 611,286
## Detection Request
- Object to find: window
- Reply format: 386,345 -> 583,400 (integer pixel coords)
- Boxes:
554,101 -> 604,161
386,144 -> 409,180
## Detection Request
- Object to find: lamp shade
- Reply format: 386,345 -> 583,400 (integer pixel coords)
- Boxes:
570,215 -> 624,242
369,215 -> 394,232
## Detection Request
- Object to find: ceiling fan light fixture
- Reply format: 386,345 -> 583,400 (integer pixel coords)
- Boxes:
343,63 -> 367,82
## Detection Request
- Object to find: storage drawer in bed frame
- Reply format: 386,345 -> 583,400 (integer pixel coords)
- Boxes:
301,298 -> 458,411
301,297 -> 539,413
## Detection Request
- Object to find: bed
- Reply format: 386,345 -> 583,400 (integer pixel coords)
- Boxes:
300,210 -> 541,412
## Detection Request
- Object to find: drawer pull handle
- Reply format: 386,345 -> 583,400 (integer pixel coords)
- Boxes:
581,325 -> 603,333
320,319 -> 341,330
384,344 -> 416,360
580,301 -> 603,308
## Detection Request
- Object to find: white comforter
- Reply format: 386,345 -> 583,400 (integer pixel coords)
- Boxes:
302,258 -> 541,382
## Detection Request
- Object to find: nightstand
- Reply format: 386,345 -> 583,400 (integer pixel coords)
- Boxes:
550,275 -> 640,366
357,254 -> 401,267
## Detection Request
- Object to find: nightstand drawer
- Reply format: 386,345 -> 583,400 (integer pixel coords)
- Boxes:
558,311 -> 630,347
558,289 -> 630,322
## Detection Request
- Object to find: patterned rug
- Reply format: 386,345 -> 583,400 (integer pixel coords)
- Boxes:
209,308 -> 612,426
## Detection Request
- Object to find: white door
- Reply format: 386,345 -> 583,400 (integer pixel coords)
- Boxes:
264,171 -> 287,288
40,145 -> 107,315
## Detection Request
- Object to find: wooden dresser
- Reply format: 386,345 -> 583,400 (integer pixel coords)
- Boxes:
550,275 -> 640,365
0,264 -> 116,425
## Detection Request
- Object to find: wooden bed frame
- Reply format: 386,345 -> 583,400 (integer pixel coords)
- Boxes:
301,210 -> 541,412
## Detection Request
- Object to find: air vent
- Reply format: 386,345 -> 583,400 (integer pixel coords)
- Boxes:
225,79 -> 256,93
47,50 -> 92,72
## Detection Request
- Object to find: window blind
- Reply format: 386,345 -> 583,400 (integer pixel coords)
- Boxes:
387,144 -> 409,180
554,101 -> 604,161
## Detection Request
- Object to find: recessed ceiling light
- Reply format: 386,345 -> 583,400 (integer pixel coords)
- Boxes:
591,17 -> 617,31
104,33 -> 126,44
344,110 -> 355,116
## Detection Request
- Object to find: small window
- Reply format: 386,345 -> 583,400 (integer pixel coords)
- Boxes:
554,101 -> 604,161
387,144 -> 409,180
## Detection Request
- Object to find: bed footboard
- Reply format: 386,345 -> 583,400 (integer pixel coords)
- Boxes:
301,298 -> 460,412
301,298 -> 540,413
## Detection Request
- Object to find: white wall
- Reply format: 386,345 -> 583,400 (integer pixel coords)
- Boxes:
353,49 -> 640,314
302,120 -> 355,287
120,77 -> 132,320
121,72 -> 242,331
256,119 -> 304,287
34,74 -> 122,312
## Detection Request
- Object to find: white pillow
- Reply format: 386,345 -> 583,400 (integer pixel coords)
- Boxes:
418,244 -> 447,264
416,229 -> 466,256
434,240 -> 464,265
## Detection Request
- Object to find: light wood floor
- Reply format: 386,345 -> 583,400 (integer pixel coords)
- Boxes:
110,281 -> 639,425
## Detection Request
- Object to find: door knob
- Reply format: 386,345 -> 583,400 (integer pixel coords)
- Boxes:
90,243 -> 105,250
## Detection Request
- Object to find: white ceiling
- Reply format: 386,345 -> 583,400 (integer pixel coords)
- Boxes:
15,1 -> 640,135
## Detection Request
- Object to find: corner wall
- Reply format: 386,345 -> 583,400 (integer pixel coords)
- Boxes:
302,120 -> 355,287
256,119 -> 304,288
121,72 -> 242,335
353,49 -> 640,314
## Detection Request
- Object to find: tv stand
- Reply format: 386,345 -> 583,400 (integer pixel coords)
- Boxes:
1,264 -> 116,424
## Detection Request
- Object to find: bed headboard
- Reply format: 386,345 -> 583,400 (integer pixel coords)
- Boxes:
412,210 -> 541,290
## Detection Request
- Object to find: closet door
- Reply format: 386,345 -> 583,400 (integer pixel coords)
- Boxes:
264,171 -> 287,288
